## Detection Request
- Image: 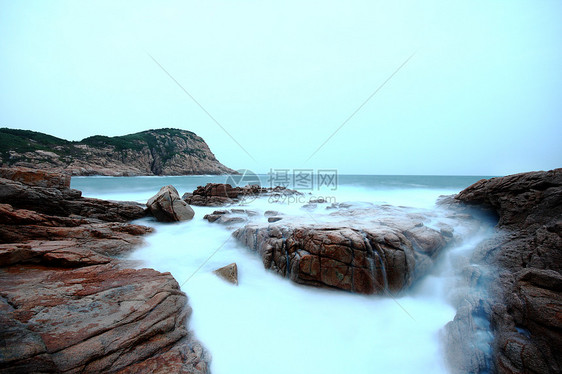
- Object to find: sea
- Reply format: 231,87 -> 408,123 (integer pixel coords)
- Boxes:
71,174 -> 495,374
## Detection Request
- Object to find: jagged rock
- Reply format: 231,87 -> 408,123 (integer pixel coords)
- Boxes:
0,168 -> 210,373
0,167 -> 146,222
147,185 -> 195,222
213,263 -> 238,285
0,128 -> 236,176
444,168 -> 562,374
184,183 -> 300,206
0,167 -> 70,188
0,263 -> 208,373
233,207 -> 458,294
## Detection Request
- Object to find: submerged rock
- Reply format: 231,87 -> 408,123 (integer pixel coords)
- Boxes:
203,209 -> 257,226
444,168 -> 562,374
147,185 -> 195,222
213,263 -> 238,285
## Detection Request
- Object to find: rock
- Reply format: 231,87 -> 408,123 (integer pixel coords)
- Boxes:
456,168 -> 562,228
183,183 -> 300,206
0,168 -> 146,222
264,210 -> 280,217
0,168 -> 210,373
309,198 -> 326,203
0,167 -> 70,188
267,217 -> 283,223
233,207 -> 458,294
213,263 -> 238,285
147,185 -> 195,222
0,128 -> 236,176
202,209 -> 258,226
445,168 -> 562,374
0,263 -> 209,373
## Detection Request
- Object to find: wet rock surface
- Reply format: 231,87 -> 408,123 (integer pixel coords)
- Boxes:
0,168 -> 210,373
183,183 -> 299,206
203,208 -> 258,226
444,168 -> 562,374
233,205 -> 463,294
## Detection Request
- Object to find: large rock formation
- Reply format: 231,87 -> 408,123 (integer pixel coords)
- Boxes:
444,168 -> 562,374
0,168 -> 210,373
0,167 -> 146,222
0,128 -> 236,176
233,205 -> 466,294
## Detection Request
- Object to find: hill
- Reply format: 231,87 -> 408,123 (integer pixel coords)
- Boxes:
0,128 -> 237,175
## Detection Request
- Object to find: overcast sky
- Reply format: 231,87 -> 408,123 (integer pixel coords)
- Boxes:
1,0 -> 560,175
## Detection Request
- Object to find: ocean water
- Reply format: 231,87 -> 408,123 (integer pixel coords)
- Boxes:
71,174 -> 494,374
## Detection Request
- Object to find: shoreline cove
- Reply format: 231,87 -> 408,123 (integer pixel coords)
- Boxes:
76,174 -> 495,373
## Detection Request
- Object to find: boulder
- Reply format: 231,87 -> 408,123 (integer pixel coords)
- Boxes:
213,263 -> 238,285
147,185 -> 195,222
233,206 -> 460,294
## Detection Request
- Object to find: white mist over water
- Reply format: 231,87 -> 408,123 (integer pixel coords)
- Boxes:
71,175 -> 493,374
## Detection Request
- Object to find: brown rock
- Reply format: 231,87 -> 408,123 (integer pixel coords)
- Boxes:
445,168 -> 562,374
147,185 -> 195,222
0,168 -> 210,373
233,208 -> 455,294
0,167 -> 70,189
183,183 -> 300,206
0,174 -> 146,222
213,263 -> 238,285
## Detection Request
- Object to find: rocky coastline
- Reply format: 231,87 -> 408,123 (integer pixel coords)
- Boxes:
0,167 -> 209,373
1,166 -> 560,374
443,169 -> 561,374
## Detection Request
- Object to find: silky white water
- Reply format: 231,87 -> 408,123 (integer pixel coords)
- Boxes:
72,175 -> 492,374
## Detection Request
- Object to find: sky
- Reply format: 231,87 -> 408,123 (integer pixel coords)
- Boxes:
0,0 -> 561,175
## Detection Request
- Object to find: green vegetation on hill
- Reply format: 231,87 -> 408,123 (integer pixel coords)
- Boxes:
0,127 -> 206,163
0,128 -> 72,155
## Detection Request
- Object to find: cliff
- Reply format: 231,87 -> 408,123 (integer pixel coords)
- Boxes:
0,128 -> 236,176
444,168 -> 562,374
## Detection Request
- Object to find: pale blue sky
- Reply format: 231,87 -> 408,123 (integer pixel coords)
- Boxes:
1,0 -> 561,175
